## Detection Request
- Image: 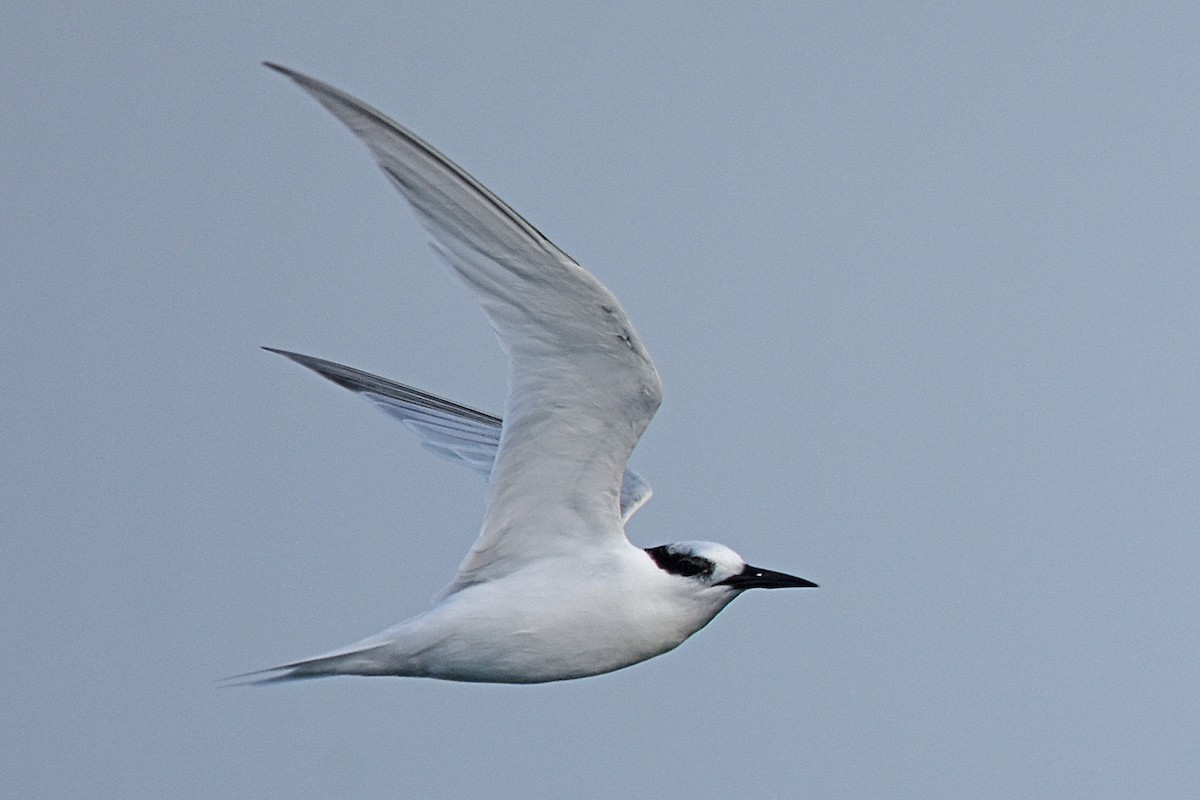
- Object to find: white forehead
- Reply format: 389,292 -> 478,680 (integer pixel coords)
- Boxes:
668,541 -> 745,580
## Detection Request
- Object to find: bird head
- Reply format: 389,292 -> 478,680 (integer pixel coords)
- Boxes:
644,541 -> 817,592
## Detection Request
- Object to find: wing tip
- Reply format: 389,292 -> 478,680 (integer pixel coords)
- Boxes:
261,346 -> 315,370
262,60 -> 293,78
260,346 -> 366,394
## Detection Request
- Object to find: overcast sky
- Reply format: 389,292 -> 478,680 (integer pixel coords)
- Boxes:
3,2 -> 1198,798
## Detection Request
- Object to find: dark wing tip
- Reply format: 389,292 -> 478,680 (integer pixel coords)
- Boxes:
260,347 -> 502,426
262,62 -> 327,94
261,346 -> 318,372
260,347 -> 364,393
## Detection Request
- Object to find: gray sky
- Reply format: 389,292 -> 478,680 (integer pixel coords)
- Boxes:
3,2 -> 1198,797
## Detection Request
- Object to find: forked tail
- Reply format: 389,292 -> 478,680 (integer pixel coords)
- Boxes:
220,644 -> 395,686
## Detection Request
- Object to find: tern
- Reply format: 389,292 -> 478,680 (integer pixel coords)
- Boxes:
240,63 -> 816,685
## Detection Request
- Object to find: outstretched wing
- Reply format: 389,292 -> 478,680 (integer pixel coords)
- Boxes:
263,348 -> 654,522
267,65 -> 662,590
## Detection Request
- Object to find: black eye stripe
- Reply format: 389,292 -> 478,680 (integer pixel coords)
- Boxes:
645,546 -> 715,578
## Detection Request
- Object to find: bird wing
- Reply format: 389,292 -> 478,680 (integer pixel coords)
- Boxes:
262,348 -> 654,522
267,65 -> 662,591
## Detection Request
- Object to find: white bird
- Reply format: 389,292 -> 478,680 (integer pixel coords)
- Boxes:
240,63 -> 816,685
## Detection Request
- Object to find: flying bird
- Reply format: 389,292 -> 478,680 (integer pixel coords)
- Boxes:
239,63 -> 816,684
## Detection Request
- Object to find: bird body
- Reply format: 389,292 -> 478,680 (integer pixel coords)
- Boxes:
238,63 -> 816,685
311,546 -> 732,684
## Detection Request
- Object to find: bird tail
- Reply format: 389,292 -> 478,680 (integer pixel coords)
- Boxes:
220,643 -> 395,686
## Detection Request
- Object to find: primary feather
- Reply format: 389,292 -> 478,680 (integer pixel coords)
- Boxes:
262,347 -> 655,521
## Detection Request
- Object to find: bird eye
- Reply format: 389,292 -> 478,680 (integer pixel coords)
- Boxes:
645,546 -> 715,579
675,556 -> 710,577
